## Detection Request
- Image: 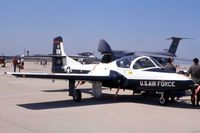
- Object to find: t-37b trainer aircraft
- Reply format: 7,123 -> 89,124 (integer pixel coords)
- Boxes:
6,36 -> 195,105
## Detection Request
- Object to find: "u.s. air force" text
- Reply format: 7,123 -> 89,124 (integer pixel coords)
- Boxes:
140,81 -> 175,87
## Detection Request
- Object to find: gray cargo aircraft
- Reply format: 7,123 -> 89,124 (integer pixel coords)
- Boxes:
98,37 -> 189,64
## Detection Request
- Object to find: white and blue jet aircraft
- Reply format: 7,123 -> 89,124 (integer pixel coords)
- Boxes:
6,36 -> 195,105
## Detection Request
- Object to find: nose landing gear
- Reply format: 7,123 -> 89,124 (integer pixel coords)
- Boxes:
158,92 -> 169,105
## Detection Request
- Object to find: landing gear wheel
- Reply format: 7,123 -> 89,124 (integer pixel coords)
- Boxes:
73,90 -> 82,102
159,95 -> 169,105
159,97 -> 166,105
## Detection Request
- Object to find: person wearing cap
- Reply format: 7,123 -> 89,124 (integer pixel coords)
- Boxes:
187,58 -> 200,84
187,58 -> 200,106
165,57 -> 176,72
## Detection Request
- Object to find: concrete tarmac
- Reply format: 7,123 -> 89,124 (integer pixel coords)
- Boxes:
0,62 -> 200,133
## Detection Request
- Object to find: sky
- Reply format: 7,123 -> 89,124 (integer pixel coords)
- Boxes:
0,0 -> 200,59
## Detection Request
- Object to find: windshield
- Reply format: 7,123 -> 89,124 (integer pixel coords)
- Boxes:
150,57 -> 163,67
133,57 -> 156,69
116,55 -> 138,68
116,56 -> 163,69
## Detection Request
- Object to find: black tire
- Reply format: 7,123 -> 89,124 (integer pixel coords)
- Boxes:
158,95 -> 169,105
73,90 -> 82,102
159,97 -> 166,105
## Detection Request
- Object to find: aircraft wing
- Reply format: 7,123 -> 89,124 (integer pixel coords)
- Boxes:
5,70 -> 122,81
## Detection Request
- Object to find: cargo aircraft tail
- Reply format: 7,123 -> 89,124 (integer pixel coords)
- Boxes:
167,37 -> 191,55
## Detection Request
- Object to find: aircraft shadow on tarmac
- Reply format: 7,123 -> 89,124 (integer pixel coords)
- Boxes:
18,88 -> 200,110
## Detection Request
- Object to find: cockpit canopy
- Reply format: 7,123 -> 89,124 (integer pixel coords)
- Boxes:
116,55 -> 163,69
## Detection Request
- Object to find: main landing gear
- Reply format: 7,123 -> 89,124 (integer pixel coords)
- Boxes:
68,80 -> 82,102
68,80 -> 102,102
73,89 -> 82,102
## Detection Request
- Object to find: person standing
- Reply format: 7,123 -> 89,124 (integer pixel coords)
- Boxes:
187,58 -> 200,84
12,57 -> 18,72
1,56 -> 6,67
187,58 -> 200,106
165,57 -> 176,72
17,58 -> 22,72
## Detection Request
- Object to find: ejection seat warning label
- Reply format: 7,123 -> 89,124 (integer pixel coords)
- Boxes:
140,81 -> 175,87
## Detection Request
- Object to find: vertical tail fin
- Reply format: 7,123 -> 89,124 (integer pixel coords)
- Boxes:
51,36 -> 67,73
51,36 -> 84,73
98,39 -> 114,63
167,37 -> 183,55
